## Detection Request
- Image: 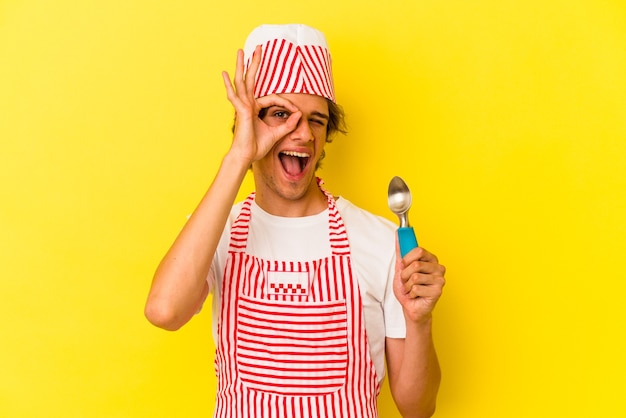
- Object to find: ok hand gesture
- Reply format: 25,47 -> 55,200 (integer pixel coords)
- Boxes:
222,45 -> 302,165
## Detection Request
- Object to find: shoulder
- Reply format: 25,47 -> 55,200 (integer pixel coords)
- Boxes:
335,197 -> 396,236
335,197 -> 396,261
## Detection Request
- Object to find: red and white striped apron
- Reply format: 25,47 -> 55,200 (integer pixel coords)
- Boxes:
214,183 -> 380,418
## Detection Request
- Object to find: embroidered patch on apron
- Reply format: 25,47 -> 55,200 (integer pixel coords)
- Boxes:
267,270 -> 309,295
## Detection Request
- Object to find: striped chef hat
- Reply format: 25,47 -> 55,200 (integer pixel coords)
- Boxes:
243,24 -> 336,103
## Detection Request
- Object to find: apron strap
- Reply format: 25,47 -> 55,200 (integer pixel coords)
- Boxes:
317,178 -> 351,256
227,193 -> 255,253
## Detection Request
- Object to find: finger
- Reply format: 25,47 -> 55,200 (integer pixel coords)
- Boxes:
223,71 -> 252,119
403,246 -> 437,263
404,273 -> 445,295
400,259 -> 445,281
404,271 -> 444,288
418,248 -> 439,264
406,281 -> 444,299
222,71 -> 237,102
255,94 -> 300,113
399,246 -> 422,268
245,45 -> 262,97
233,49 -> 246,96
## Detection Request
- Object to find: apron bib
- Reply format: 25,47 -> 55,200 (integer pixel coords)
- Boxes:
214,181 -> 380,418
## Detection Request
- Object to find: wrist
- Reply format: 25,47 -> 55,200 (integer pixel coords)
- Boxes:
223,148 -> 253,172
404,312 -> 434,333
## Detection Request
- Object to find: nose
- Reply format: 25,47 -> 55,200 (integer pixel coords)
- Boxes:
290,117 -> 314,142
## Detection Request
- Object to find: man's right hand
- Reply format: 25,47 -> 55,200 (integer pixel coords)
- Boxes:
221,45 -> 302,166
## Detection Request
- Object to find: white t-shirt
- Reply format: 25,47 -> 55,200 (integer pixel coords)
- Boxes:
208,196 -> 406,383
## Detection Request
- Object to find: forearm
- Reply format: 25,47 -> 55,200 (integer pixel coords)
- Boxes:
387,318 -> 441,418
145,152 -> 249,330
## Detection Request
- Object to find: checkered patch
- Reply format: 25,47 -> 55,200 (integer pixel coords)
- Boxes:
267,271 -> 309,296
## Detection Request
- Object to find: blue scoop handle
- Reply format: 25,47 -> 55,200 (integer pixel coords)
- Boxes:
398,227 -> 418,258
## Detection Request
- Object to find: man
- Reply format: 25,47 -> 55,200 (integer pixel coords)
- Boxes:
145,24 -> 446,418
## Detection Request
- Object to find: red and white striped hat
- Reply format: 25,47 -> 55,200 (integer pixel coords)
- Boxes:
243,24 -> 336,103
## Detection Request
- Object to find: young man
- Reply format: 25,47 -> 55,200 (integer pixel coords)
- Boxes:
145,24 -> 446,418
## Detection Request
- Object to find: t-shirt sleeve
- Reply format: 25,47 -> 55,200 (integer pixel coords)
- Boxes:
383,250 -> 407,338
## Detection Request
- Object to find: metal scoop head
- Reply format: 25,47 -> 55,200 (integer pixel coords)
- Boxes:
387,176 -> 413,228
387,176 -> 419,256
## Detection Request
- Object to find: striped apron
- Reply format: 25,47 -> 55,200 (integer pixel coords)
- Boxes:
214,185 -> 380,418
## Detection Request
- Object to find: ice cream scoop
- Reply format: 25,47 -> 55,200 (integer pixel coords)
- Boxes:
387,176 -> 419,257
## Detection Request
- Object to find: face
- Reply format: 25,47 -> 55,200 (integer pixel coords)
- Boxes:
252,93 -> 330,212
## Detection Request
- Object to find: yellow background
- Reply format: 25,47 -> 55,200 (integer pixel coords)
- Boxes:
2,0 -> 625,416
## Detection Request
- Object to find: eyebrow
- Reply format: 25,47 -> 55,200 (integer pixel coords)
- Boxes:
310,111 -> 329,120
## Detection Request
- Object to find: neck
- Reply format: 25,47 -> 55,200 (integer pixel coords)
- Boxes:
254,179 -> 328,217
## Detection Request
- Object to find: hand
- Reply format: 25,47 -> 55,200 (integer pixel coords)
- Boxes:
222,46 -> 302,165
393,244 -> 446,325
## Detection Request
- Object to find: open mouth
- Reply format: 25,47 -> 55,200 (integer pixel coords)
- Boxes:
279,151 -> 310,177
